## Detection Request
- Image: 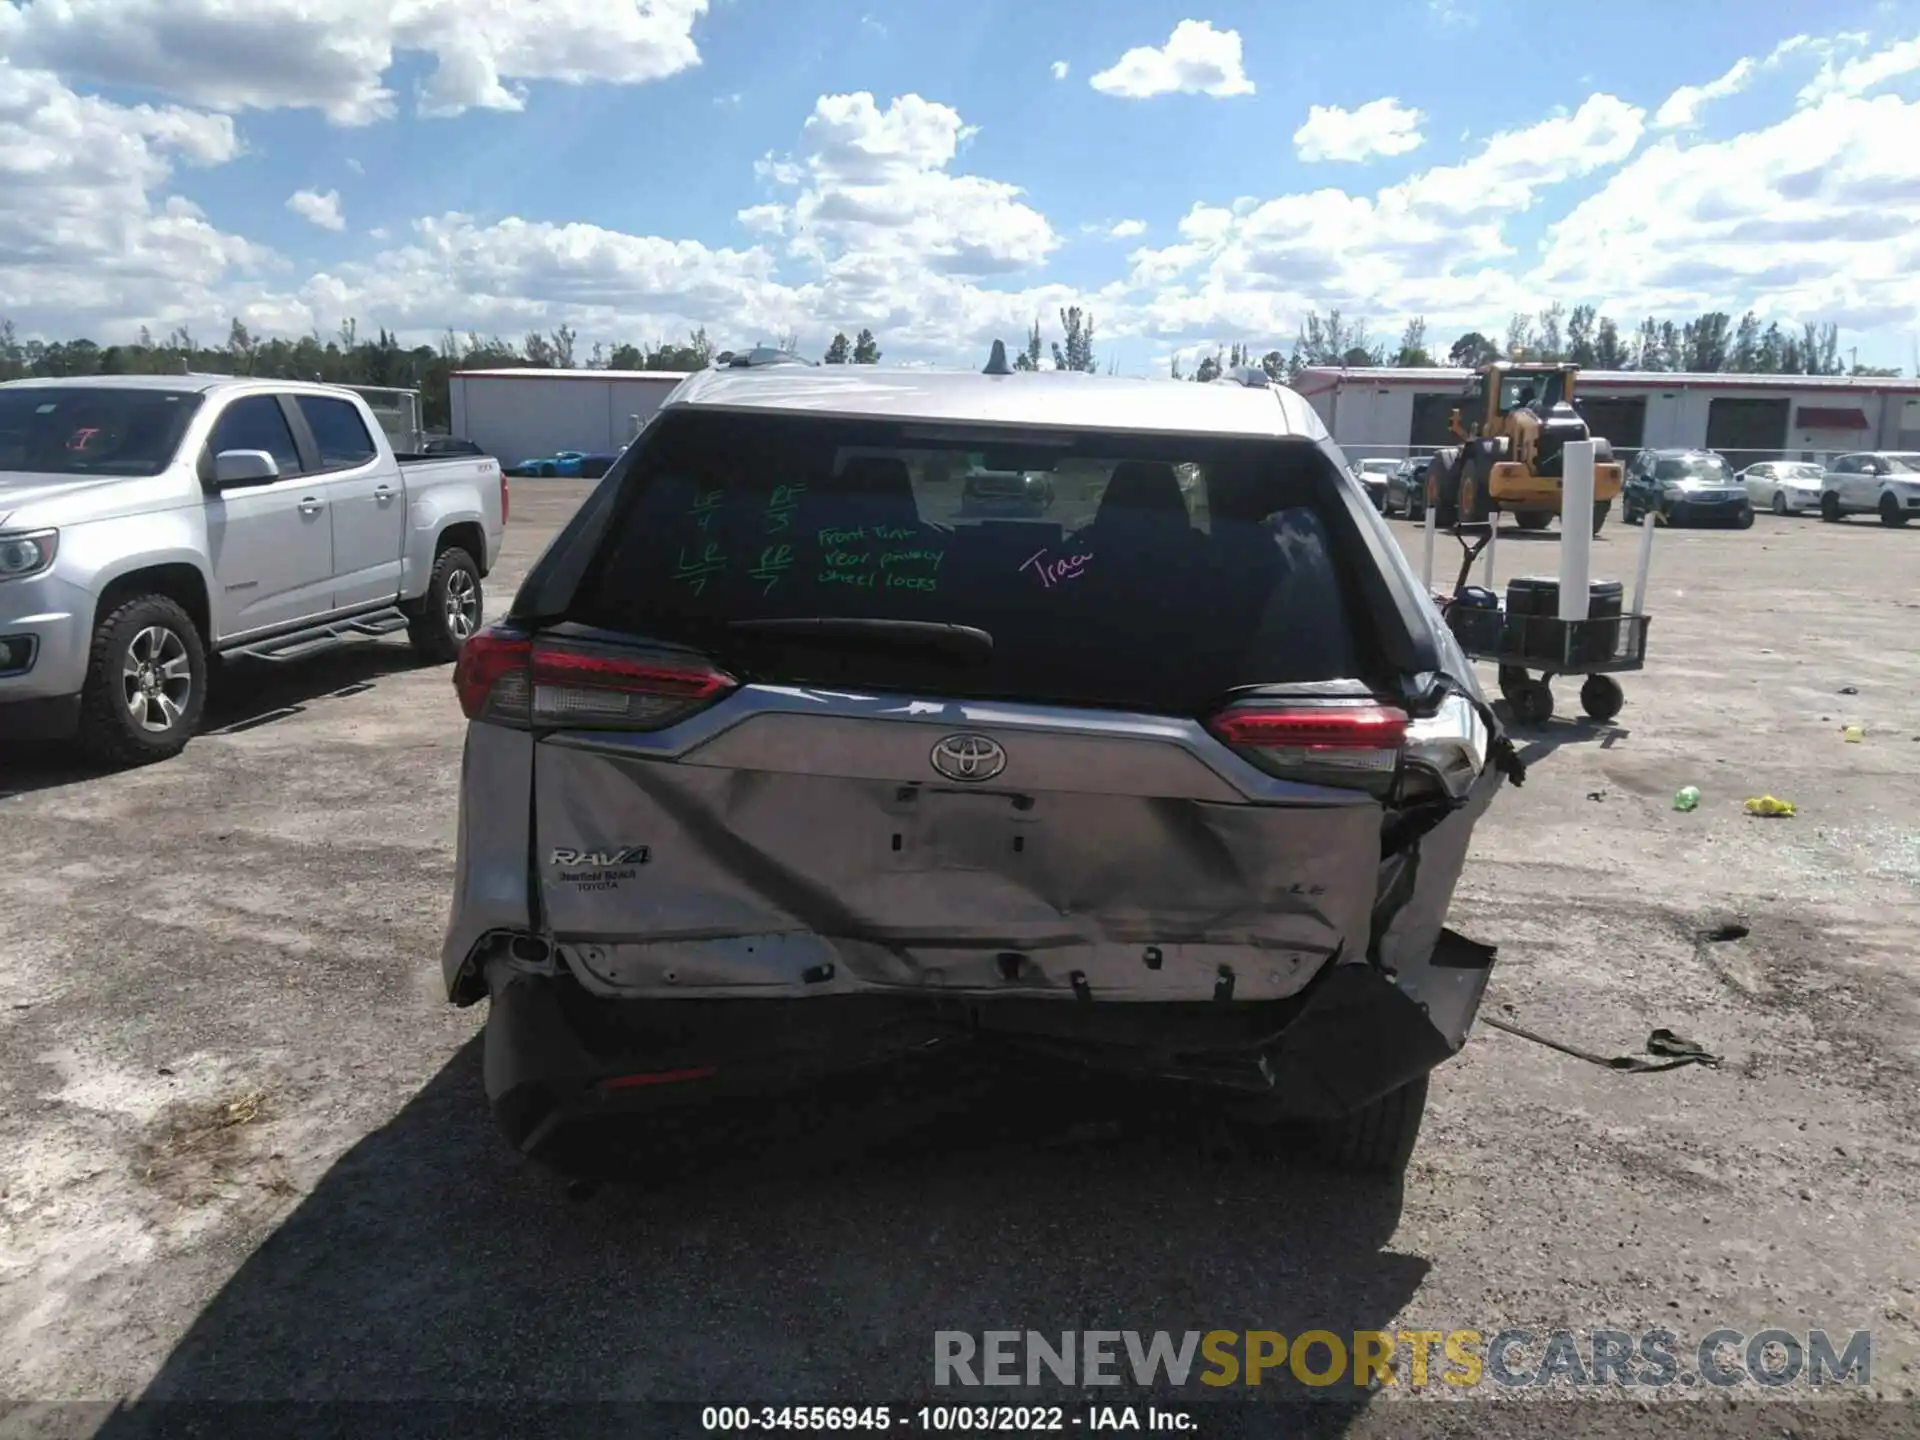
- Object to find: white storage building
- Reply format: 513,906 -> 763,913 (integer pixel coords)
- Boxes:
1294,366 -> 1920,471
448,368 -> 690,463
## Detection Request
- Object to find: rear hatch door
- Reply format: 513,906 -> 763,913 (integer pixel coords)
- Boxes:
524,410 -> 1418,1003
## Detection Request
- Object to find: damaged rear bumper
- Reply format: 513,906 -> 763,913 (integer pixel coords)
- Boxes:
482,935 -> 1491,1149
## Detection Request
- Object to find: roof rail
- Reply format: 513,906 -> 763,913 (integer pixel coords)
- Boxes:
1211,366 -> 1273,389
722,346 -> 817,369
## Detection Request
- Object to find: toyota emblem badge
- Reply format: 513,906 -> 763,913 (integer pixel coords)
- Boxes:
929,732 -> 1008,783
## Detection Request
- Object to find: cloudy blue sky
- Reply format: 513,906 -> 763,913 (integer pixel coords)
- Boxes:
3,0 -> 1919,371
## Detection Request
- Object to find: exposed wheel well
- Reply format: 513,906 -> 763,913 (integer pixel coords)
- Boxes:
437,521 -> 489,576
94,564 -> 210,642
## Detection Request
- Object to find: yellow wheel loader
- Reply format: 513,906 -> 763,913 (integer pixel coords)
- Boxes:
1423,362 -> 1624,535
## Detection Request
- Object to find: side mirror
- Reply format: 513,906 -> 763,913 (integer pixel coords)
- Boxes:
212,449 -> 281,486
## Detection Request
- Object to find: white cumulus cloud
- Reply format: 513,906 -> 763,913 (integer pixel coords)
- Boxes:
1653,57 -> 1757,129
0,57 -> 269,334
1797,32 -> 1920,104
1533,89 -> 1920,333
1090,20 -> 1254,99
0,0 -> 711,125
754,92 -> 1059,282
286,188 -> 345,231
1294,98 -> 1426,162
1050,60 -> 1069,80
1109,219 -> 1147,238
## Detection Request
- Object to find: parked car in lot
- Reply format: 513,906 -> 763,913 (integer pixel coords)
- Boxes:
1739,460 -> 1826,516
442,364 -> 1516,1180
1818,451 -> 1920,527
0,375 -> 506,764
1622,448 -> 1754,528
1352,457 -> 1398,512
1385,456 -> 1427,518
514,450 -> 588,478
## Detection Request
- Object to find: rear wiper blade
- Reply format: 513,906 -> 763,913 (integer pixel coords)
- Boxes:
727,617 -> 993,664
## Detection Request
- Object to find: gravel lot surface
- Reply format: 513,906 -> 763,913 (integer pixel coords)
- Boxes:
2,484 -> 1916,1438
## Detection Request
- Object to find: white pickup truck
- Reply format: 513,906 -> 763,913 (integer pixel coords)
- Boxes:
0,374 -> 506,765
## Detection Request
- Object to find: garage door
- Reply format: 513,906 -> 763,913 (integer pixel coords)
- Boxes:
1705,398 -> 1789,467
1409,393 -> 1462,448
1573,396 -> 1646,450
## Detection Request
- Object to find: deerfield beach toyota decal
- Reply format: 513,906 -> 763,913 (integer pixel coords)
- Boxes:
549,845 -> 651,893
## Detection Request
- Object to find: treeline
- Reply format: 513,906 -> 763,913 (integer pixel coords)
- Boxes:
1179,306 -> 1902,382
3,296 -> 1900,432
0,318 -> 886,431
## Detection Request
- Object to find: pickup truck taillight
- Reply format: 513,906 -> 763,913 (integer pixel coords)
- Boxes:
500,471 -> 509,524
1205,701 -> 1408,796
454,626 -> 738,730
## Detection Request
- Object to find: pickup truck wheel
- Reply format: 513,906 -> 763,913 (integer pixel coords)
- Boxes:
409,547 -> 483,664
1316,1073 -> 1429,1177
76,595 -> 207,767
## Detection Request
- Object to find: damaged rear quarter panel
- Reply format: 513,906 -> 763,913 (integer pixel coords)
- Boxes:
1376,758 -> 1505,1047
441,722 -> 538,999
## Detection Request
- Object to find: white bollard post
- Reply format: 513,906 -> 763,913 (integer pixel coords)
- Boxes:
1559,440 -> 1596,622
1630,508 -> 1657,617
1422,498 -> 1438,593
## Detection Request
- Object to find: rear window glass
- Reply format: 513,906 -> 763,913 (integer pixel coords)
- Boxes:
0,387 -> 204,477
569,410 -> 1373,713
296,395 -> 378,468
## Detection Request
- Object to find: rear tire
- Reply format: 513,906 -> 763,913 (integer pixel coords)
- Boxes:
1592,499 -> 1611,535
1771,490 -> 1789,516
1580,673 -> 1625,723
1880,494 -> 1910,528
1316,1073 -> 1429,1177
75,594 -> 208,768
1821,492 -> 1844,523
408,547 -> 483,664
1734,505 -> 1755,530
1515,511 -> 1552,531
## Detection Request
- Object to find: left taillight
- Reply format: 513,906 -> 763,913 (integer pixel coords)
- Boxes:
454,627 -> 533,723
500,471 -> 510,525
454,625 -> 738,731
1206,701 -> 1409,795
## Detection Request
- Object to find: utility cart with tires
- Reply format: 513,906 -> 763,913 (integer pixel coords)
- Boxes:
1440,577 -> 1651,724
1420,438 -> 1659,727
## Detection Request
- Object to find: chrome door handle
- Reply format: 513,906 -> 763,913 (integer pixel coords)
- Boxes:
298,497 -> 325,515
374,485 -> 396,501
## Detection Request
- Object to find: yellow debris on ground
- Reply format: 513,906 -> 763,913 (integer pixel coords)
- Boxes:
1744,795 -> 1797,817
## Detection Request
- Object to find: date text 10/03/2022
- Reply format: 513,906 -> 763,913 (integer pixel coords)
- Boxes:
701,1406 -> 1193,1432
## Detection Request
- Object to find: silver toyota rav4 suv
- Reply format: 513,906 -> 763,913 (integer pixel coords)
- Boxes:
442,362 -> 1518,1177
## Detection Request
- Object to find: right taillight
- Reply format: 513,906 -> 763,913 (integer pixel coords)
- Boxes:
454,625 -> 738,731
1206,701 -> 1409,795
